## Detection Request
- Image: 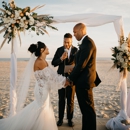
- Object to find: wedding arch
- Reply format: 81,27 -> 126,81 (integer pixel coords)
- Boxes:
0,0 -> 129,129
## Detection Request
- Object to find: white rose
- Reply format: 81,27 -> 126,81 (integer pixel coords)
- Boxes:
29,16 -> 34,21
26,12 -> 30,16
3,18 -> 10,23
123,47 -> 128,51
3,18 -> 7,23
23,17 -> 26,20
14,10 -> 19,18
29,17 -> 34,24
119,52 -> 123,56
18,10 -> 22,13
119,58 -> 124,63
8,12 -> 11,15
4,24 -> 9,28
121,43 -> 128,51
20,18 -> 24,22
118,55 -> 122,61
8,29 -> 12,33
20,23 -> 25,27
10,19 -> 16,24
25,25 -> 28,28
29,22 -> 34,25
8,23 -> 11,26
116,54 -> 120,60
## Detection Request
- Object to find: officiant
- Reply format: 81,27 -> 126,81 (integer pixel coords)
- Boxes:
51,33 -> 78,127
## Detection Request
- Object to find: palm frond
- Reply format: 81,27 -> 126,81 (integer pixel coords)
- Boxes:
109,63 -> 117,72
37,14 -> 49,18
36,5 -> 45,10
40,28 -> 49,35
0,8 -> 6,13
0,33 -> 9,49
46,24 -> 58,30
0,27 -> 7,34
0,23 -> 6,27
30,5 -> 45,13
30,5 -> 41,13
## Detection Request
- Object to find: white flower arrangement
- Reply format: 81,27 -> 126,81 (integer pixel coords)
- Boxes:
111,35 -> 130,72
0,1 -> 57,48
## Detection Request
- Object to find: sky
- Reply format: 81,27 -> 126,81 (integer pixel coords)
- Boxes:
0,0 -> 130,58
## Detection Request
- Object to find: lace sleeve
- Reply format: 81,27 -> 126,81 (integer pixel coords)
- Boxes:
47,67 -> 66,90
34,70 -> 49,107
34,67 -> 66,97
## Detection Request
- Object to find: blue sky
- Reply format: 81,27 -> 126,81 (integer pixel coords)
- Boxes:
0,0 -> 130,58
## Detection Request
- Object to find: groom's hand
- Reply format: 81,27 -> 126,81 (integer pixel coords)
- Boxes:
64,79 -> 70,87
68,68 -> 73,75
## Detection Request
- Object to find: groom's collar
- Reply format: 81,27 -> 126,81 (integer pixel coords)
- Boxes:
78,34 -> 87,45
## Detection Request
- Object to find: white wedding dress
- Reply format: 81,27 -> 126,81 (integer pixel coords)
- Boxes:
0,66 -> 66,130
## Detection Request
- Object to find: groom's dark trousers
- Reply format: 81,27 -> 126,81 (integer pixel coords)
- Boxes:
68,36 -> 101,130
51,46 -> 78,121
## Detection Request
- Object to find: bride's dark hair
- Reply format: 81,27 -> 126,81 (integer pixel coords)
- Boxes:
28,41 -> 46,57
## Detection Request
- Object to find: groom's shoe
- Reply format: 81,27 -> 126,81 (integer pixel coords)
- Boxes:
57,120 -> 63,126
68,120 -> 74,127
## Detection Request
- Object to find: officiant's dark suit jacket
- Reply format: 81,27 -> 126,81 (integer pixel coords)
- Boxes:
51,46 -> 78,76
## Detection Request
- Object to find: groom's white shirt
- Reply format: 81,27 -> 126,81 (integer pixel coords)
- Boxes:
78,34 -> 87,45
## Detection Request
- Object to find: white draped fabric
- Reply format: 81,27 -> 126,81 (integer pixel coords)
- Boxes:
53,13 -> 124,39
106,78 -> 130,130
10,37 -> 18,116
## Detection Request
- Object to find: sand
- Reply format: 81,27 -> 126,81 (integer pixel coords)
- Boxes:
0,60 -> 130,120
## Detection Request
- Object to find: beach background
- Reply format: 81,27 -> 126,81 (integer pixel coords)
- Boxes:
0,58 -> 130,121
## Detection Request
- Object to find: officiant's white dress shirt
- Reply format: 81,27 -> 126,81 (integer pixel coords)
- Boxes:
67,46 -> 72,59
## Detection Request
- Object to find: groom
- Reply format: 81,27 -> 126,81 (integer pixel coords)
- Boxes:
66,23 -> 101,130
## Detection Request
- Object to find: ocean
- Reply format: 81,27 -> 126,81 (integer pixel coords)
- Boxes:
0,57 -> 111,61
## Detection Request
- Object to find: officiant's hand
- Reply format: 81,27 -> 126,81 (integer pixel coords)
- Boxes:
60,52 -> 67,61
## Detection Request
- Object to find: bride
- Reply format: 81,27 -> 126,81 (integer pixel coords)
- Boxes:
0,41 -> 67,130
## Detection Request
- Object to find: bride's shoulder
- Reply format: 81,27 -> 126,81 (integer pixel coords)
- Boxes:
34,59 -> 48,72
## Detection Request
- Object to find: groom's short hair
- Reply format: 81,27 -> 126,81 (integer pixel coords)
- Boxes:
64,33 -> 72,38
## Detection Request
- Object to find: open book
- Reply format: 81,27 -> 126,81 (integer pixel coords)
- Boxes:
64,65 -> 74,73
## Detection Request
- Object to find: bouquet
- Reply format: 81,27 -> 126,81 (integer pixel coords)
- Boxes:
0,0 -> 57,48
111,35 -> 130,73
